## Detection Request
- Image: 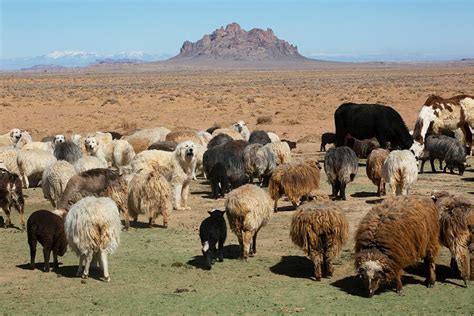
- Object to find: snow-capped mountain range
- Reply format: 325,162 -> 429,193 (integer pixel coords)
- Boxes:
0,51 -> 172,70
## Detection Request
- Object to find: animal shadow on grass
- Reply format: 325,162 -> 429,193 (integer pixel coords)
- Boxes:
187,245 -> 241,270
129,220 -> 167,229
461,177 -> 474,182
274,205 -> 296,213
351,191 -> 378,198
270,256 -> 314,279
55,265 -> 108,280
365,198 -> 384,205
331,274 -> 422,298
16,262 -> 65,273
404,263 -> 465,287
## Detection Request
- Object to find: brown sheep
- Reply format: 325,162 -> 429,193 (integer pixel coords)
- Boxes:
165,130 -> 202,145
58,168 -> 130,230
0,169 -> 25,229
355,195 -> 440,297
268,160 -> 321,212
127,138 -> 152,154
148,141 -> 177,152
290,202 -> 348,280
128,169 -> 172,228
366,148 -> 390,196
225,184 -> 273,260
431,191 -> 474,285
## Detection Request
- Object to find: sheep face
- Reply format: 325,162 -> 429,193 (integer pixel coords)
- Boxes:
410,141 -> 424,159
54,135 -> 65,145
358,260 -> 384,298
84,136 -> 98,153
177,141 -> 196,162
10,129 -> 21,143
232,121 -> 246,133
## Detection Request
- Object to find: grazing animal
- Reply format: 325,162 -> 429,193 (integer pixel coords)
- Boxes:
232,120 -> 251,141
84,137 -> 135,168
324,146 -> 358,200
73,156 -> 108,173
225,184 -> 273,260
411,94 -> 474,158
211,128 -> 244,140
366,148 -> 390,196
0,169 -> 25,228
248,130 -> 271,145
264,141 -> 291,165
123,127 -> 171,153
267,132 -> 281,143
243,143 -> 276,186
335,103 -> 413,150
127,169 -> 172,228
290,202 -> 349,280
203,140 -> 248,196
281,139 -> 297,150
320,132 -> 336,152
269,160 -> 321,211
419,135 -> 467,175
17,149 -> 56,188
431,191 -> 474,285
355,195 -> 440,297
199,209 -> 227,270
197,131 -> 213,146
58,168 -> 130,230
346,137 -> 380,159
0,128 -> 22,147
42,161 -> 76,208
131,141 -> 197,211
65,197 -> 121,282
207,133 -> 233,149
148,141 -> 177,151
166,129 -> 203,145
27,210 -> 67,272
382,150 -> 418,196
53,141 -> 82,164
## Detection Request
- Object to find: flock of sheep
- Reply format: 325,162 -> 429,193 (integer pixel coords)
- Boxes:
0,97 -> 473,297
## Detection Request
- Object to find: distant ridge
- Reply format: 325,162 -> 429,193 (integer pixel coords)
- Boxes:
169,22 -> 307,63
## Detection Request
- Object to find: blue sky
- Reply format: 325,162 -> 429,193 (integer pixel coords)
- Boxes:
1,0 -> 474,61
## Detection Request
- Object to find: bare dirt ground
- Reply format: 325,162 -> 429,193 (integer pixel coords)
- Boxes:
0,65 -> 474,314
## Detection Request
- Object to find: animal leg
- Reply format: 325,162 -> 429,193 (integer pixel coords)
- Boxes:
217,237 -> 225,262
322,253 -> 334,278
162,211 -> 168,229
76,255 -> 85,277
340,182 -> 347,200
395,272 -> 403,294
470,234 -> 474,281
173,184 -> 183,210
22,173 -> 29,189
450,257 -> 459,275
419,159 -> 426,173
438,159 -> 443,171
429,159 -> 436,173
236,230 -> 244,259
15,203 -> 25,230
251,231 -> 258,255
53,250 -> 59,270
457,251 -> 469,287
273,195 -> 279,213
43,247 -> 51,272
99,251 -> 110,282
148,217 -> 154,228
424,255 -> 436,288
2,206 -> 11,227
82,251 -> 94,279
309,250 -> 322,281
242,230 -> 253,260
29,237 -> 37,270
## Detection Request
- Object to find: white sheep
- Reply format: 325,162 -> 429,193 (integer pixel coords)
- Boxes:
225,184 -> 273,259
0,128 -> 21,147
264,141 -> 291,165
197,131 -> 213,146
211,128 -> 244,140
232,120 -> 251,141
17,149 -> 57,188
65,196 -> 121,282
382,150 -> 418,196
73,156 -> 108,173
0,148 -> 20,174
193,143 -> 206,180
42,160 -> 76,207
128,169 -> 172,228
267,132 -> 281,143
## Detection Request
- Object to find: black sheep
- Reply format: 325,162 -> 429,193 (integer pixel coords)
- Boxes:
320,133 -> 336,151
206,126 -> 221,135
148,141 -> 177,152
199,209 -> 227,270
27,210 -> 67,272
334,103 -> 413,150
106,131 -> 123,140
420,135 -> 467,175
209,162 -> 229,199
207,133 -> 233,149
281,139 -> 297,150
248,131 -> 271,145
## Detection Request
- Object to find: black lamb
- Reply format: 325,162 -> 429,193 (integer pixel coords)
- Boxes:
199,209 -> 227,270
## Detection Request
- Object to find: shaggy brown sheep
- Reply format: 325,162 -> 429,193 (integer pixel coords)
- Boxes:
366,148 -> 390,196
355,195 -> 439,297
269,160 -> 321,212
290,202 -> 348,280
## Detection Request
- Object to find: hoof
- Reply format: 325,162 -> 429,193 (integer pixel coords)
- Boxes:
29,264 -> 35,270
310,276 -> 322,282
81,273 -> 88,280
100,276 -> 111,283
218,258 -> 224,263
43,267 -> 50,273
